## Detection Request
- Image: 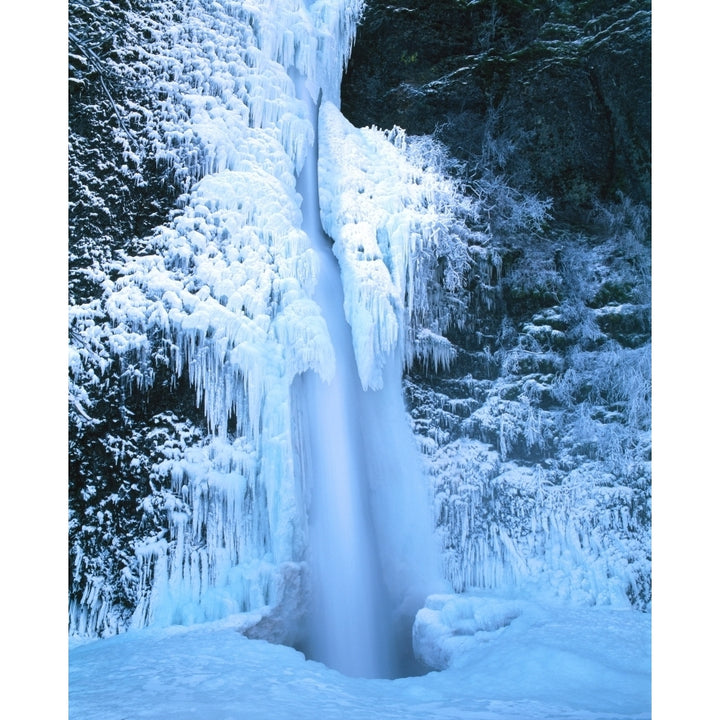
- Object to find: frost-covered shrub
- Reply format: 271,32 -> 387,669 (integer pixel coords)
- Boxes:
405,162 -> 651,611
426,438 -> 650,609
69,409 -> 205,636
433,105 -> 553,240
69,0 -> 200,305
552,344 -> 651,430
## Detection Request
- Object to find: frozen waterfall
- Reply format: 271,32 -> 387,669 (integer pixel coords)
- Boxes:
292,77 -> 440,679
69,0 -> 451,665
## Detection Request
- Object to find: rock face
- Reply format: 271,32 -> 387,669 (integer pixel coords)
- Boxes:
342,0 -> 650,216
343,0 -> 652,609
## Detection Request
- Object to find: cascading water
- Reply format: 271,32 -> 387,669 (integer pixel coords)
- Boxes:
291,75 -> 440,679
293,245 -> 396,679
68,0 -> 454,649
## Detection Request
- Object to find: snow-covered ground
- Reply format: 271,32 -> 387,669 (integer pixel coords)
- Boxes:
69,592 -> 650,720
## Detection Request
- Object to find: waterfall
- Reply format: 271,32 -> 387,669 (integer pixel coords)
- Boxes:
69,0 -> 450,653
292,249 -> 396,679
291,77 -> 439,679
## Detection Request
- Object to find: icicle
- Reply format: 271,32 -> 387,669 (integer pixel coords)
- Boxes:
93,0 -> 366,632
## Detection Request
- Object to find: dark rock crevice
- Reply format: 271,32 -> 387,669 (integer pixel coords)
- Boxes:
342,0 -> 650,216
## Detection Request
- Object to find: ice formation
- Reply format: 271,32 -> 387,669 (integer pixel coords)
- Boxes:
423,437 -> 648,609
67,0 -> 361,633
69,1 -> 649,683
318,102 -> 469,389
70,0 -> 456,661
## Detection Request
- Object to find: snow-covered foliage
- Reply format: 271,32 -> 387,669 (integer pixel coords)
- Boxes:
406,193 -> 651,610
426,438 -> 649,607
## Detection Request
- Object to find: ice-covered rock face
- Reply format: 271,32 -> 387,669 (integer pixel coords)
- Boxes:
70,0 -> 466,643
318,102 -> 475,389
69,0 -> 650,652
342,0 -> 651,213
70,0 -> 365,633
320,103 -> 427,389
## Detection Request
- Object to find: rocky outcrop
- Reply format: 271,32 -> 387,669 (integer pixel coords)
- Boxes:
342,0 -> 650,217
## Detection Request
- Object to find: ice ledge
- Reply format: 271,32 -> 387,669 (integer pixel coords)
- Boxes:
317,101 -> 460,390
412,593 -> 523,671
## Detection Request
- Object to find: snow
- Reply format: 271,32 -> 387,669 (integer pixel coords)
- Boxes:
69,592 -> 650,719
